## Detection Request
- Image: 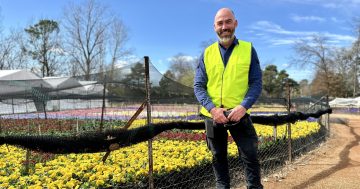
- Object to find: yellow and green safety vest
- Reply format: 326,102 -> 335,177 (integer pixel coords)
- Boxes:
200,40 -> 252,117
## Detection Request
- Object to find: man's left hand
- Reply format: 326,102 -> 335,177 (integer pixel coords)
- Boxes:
227,105 -> 246,122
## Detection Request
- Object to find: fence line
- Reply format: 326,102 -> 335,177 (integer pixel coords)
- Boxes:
0,57 -> 332,188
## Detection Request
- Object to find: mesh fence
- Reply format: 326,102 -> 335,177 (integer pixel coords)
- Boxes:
0,58 -> 330,188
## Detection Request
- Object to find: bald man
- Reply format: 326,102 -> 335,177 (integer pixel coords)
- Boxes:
194,8 -> 263,189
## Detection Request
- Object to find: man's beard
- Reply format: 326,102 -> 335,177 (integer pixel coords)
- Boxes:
217,29 -> 235,43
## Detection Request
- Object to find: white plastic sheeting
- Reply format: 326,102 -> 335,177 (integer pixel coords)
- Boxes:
0,70 -> 107,114
329,97 -> 360,108
0,70 -> 40,80
43,76 -> 83,89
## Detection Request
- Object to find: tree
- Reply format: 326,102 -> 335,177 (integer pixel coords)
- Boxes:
311,71 -> 347,97
158,70 -> 176,96
285,78 -> 300,97
24,19 -> 61,77
262,65 -> 278,97
0,29 -> 29,70
108,19 -> 131,81
124,62 -> 145,89
63,0 -> 107,80
275,70 -> 290,97
63,0 -> 129,80
168,53 -> 197,87
107,62 -> 145,100
292,35 -> 334,95
262,64 -> 299,97
351,17 -> 360,96
299,79 -> 311,97
331,47 -> 354,97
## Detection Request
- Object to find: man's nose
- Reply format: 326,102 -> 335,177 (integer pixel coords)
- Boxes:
221,23 -> 229,30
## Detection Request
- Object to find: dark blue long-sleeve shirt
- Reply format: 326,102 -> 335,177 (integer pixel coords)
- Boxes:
194,37 -> 262,112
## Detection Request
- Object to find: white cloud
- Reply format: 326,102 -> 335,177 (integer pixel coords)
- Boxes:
250,21 -> 316,36
249,20 -> 356,46
291,15 -> 326,22
269,39 -> 297,45
167,55 -> 197,62
114,55 -> 142,68
323,32 -> 356,42
115,60 -> 128,68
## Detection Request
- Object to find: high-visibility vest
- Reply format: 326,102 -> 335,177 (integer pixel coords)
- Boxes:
200,40 -> 252,117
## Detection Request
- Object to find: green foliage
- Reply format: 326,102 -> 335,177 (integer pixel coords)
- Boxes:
24,19 -> 60,77
25,20 -> 59,39
262,64 -> 299,97
262,65 -> 278,97
168,53 -> 197,87
123,62 -> 145,88
158,70 -> 175,96
107,62 -> 146,100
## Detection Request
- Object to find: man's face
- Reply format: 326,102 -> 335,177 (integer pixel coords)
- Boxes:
214,10 -> 237,44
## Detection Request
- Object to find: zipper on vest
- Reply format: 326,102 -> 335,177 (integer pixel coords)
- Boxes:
220,70 -> 225,108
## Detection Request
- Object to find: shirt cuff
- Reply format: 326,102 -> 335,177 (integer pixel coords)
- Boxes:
205,103 -> 216,112
241,101 -> 251,110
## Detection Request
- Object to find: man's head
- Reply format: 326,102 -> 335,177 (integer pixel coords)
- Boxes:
214,8 -> 237,46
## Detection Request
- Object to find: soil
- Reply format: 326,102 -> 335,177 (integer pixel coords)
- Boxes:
239,113 -> 360,189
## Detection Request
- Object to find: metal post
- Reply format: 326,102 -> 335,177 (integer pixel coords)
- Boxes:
145,56 -> 154,189
41,84 -> 47,120
273,126 -> 277,140
100,75 -> 107,132
11,97 -> 15,114
58,91 -> 61,111
25,97 -> 28,113
24,119 -> 31,175
0,116 -> 2,134
286,80 -> 292,162
326,95 -> 330,137
354,57 -> 358,97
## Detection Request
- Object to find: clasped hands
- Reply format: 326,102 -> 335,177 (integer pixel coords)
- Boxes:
210,105 -> 246,124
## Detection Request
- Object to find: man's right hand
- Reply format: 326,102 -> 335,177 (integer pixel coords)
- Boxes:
210,107 -> 229,124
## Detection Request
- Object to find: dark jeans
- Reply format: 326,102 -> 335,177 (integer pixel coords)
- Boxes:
205,115 -> 263,189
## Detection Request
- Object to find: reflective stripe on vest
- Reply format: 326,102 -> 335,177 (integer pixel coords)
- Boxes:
200,40 -> 251,117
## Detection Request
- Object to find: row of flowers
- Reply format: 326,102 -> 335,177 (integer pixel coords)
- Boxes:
1,104 -> 292,120
0,118 -> 127,135
1,105 -> 200,120
158,121 -> 320,141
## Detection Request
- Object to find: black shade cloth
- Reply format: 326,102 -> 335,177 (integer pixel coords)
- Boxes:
0,108 -> 331,154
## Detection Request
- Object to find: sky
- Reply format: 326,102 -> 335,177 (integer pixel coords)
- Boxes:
0,0 -> 359,82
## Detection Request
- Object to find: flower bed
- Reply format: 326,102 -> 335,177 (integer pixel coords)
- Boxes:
0,119 -> 321,188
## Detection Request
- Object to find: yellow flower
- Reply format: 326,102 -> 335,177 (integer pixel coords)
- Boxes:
0,170 -> 6,176
9,172 -> 20,180
0,183 -> 9,188
83,172 -> 91,179
89,174 -> 97,181
28,185 -> 43,189
96,179 -> 105,187
65,179 -> 77,188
